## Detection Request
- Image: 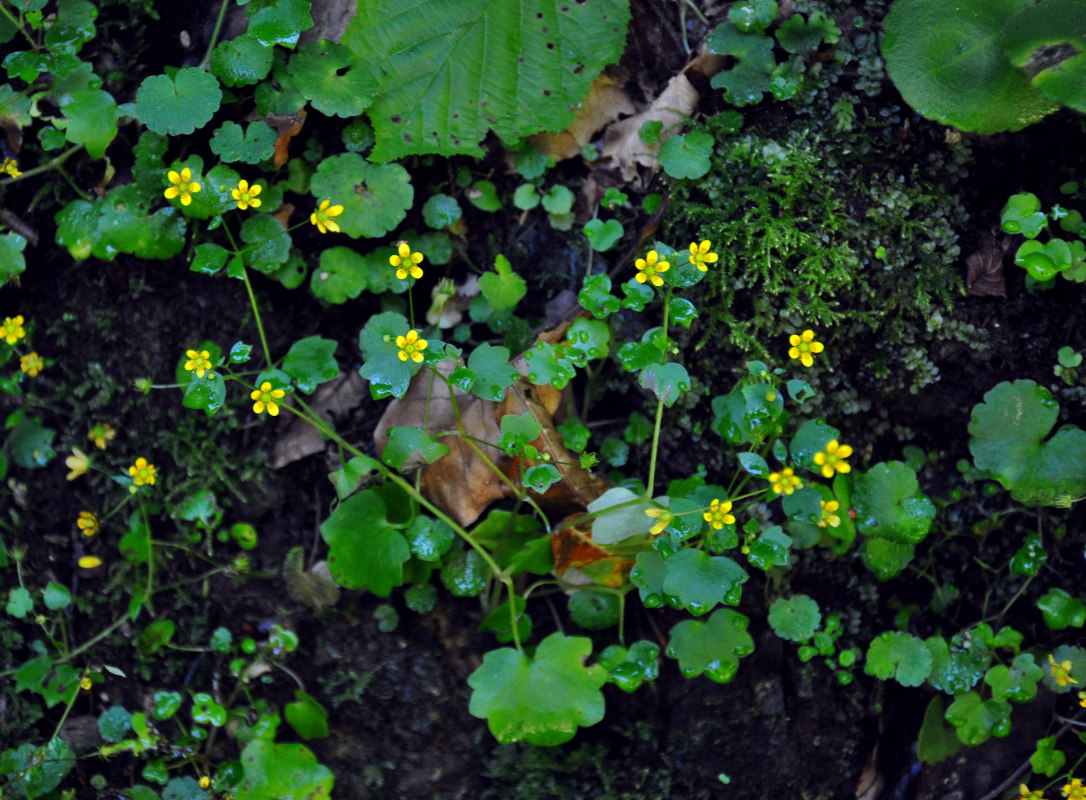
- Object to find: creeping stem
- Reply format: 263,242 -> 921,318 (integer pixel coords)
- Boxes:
645,285 -> 673,498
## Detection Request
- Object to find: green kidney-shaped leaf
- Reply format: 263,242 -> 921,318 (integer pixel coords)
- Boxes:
882,0 -> 1058,134
865,630 -> 933,687
657,131 -> 713,180
707,23 -> 776,106
665,608 -> 754,682
1002,0 -> 1086,114
969,380 -> 1086,506
209,121 -> 276,164
944,690 -> 1012,746
62,89 -> 119,158
852,462 -> 935,544
639,362 -> 690,407
282,336 -> 339,394
661,549 -> 748,616
310,153 -> 413,239
210,33 -> 274,87
236,739 -> 332,800
342,0 -> 632,161
381,426 -> 450,471
468,632 -> 607,745
247,0 -> 313,48
319,489 -> 409,596
287,40 -> 376,118
925,635 -> 989,695
1037,587 -> 1086,630
768,594 -> 821,642
133,67 -> 222,135
984,652 -> 1043,704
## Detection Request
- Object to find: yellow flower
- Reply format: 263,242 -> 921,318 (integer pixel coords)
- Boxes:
2,315 -> 25,344
87,423 -> 116,450
788,329 -> 824,367
310,199 -> 344,234
20,351 -> 43,377
128,457 -> 157,486
1078,690 -> 1086,708
1020,784 -> 1046,800
1049,654 -> 1079,687
164,167 -> 201,206
703,498 -> 735,530
80,675 -> 93,690
66,448 -> 91,481
689,240 -> 718,272
1063,778 -> 1086,800
231,179 -> 262,210
396,329 -> 428,363
644,507 -> 673,536
768,467 -> 803,495
78,556 -> 102,570
199,776 -> 211,790
77,511 -> 99,537
818,500 -> 842,528
389,241 -> 424,280
813,440 -> 853,478
634,250 -> 670,287
250,381 -> 286,416
1,157 -> 21,177
184,349 -> 215,379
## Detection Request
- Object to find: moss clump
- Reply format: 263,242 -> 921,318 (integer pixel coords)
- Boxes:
666,111 -> 982,399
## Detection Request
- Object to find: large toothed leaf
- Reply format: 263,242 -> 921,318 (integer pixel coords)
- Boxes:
342,0 -> 631,161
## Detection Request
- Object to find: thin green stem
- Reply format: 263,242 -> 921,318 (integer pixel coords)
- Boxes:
0,4 -> 36,49
0,144 -> 83,187
198,0 -> 231,70
645,287 -> 673,498
51,675 -> 84,740
138,499 -> 155,616
241,267 -> 273,368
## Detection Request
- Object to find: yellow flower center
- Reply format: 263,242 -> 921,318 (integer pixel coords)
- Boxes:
250,381 -> 286,416
768,467 -> 802,495
232,180 -> 262,210
702,498 -> 735,530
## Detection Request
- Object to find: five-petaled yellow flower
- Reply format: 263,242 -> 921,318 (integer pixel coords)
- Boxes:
2,315 -> 25,344
1,157 -> 20,178
251,381 -> 286,416
1020,784 -> 1046,800
1049,653 -> 1079,687
66,448 -> 91,480
818,500 -> 842,528
80,675 -> 94,690
396,329 -> 428,363
644,507 -> 673,536
88,423 -> 116,450
184,349 -> 215,378
165,167 -> 201,206
20,351 -> 43,377
199,777 -> 211,790
311,199 -> 344,234
78,556 -> 102,570
768,467 -> 803,495
634,250 -> 670,287
129,457 -> 157,486
390,241 -> 425,280
788,329 -> 824,367
1064,779 -> 1086,800
231,179 -> 262,210
814,440 -> 853,478
703,498 -> 735,530
689,240 -> 718,272
77,511 -> 99,537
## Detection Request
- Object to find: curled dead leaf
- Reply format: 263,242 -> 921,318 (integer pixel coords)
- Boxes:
531,72 -> 636,161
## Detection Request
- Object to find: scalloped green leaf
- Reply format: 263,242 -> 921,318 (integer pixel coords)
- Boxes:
310,153 -> 413,239
598,641 -> 660,693
746,526 -> 792,570
209,121 -> 276,164
403,515 -> 456,562
210,33 -> 274,87
984,652 -> 1043,703
658,131 -> 713,180
969,380 -> 1086,506
665,608 -> 754,682
62,89 -> 119,158
521,340 -> 576,390
468,632 -> 607,745
852,462 -> 935,544
865,631 -> 933,687
248,0 -> 313,48
944,691 -> 1012,746
711,383 -> 786,445
0,232 -> 26,279
282,336 -> 339,394
287,40 -> 376,118
707,23 -> 775,106
342,0 -> 632,161
565,317 -> 610,367
661,549 -> 748,616
133,67 -> 222,135
925,635 -> 989,695
237,740 -> 332,800
422,193 -> 462,229
582,218 -> 623,252
1003,0 -> 1086,114
319,489 -> 409,596
768,594 -> 821,642
1037,587 -> 1086,630
727,0 -> 777,33
578,274 -> 621,319
311,246 -> 368,303
240,214 -> 291,274
776,10 -> 839,53
882,0 -> 1058,134
382,426 -> 450,471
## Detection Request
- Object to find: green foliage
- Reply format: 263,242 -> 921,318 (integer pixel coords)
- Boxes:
310,154 -> 413,239
944,691 -> 1012,746
658,132 -> 714,180
852,462 -> 935,579
479,255 -> 527,311
665,608 -> 754,682
320,489 -> 410,596
1037,588 -> 1086,630
209,121 -> 276,164
768,594 -> 821,642
342,0 -> 631,160
707,23 -> 775,106
864,631 -> 932,687
132,67 -> 222,135
969,380 -> 1086,506
468,633 -> 607,745
237,740 -> 333,800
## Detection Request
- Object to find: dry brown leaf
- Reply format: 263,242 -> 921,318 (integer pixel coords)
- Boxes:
273,373 -> 366,468
600,72 -> 699,184
965,246 -> 1007,298
551,517 -> 634,588
531,72 -> 636,161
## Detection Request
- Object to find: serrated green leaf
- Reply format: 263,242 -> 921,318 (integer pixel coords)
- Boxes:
865,631 -> 932,687
134,67 -> 222,135
467,632 -> 607,745
343,0 -> 631,161
282,336 -> 339,394
287,39 -> 375,117
665,608 -> 754,681
381,426 -> 450,471
310,153 -> 413,239
209,121 -> 276,164
768,594 -> 820,642
969,380 -> 1086,506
